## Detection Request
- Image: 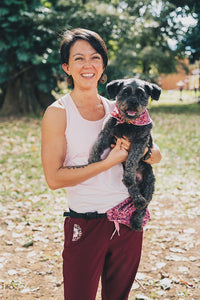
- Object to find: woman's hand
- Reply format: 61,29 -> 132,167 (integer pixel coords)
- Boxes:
110,136 -> 161,165
110,136 -> 130,151
143,143 -> 162,164
105,138 -> 130,166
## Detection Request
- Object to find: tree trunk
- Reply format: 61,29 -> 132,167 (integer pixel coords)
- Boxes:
0,71 -> 55,116
142,63 -> 151,75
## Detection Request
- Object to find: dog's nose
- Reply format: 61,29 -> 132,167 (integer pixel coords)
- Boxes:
127,99 -> 139,109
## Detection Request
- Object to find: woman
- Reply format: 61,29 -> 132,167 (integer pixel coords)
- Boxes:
41,28 -> 161,300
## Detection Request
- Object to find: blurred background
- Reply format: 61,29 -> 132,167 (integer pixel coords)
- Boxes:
0,0 -> 200,115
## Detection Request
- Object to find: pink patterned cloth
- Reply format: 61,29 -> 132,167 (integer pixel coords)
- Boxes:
107,197 -> 150,230
110,105 -> 152,126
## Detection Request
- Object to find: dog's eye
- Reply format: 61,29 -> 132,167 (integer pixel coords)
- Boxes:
121,86 -> 132,97
136,87 -> 145,97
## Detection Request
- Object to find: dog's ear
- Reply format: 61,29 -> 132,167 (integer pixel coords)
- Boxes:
106,80 -> 124,99
145,83 -> 161,101
151,83 -> 162,100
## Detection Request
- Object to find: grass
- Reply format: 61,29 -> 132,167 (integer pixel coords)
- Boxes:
0,117 -> 66,224
0,90 -> 199,213
148,90 -> 200,198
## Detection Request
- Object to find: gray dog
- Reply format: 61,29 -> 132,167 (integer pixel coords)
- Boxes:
88,78 -> 161,230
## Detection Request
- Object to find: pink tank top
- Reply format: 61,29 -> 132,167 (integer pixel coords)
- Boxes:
58,93 -> 129,213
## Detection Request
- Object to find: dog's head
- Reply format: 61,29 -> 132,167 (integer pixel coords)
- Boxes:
106,78 -> 161,122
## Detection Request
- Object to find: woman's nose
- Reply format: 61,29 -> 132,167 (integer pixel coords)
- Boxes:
83,58 -> 93,67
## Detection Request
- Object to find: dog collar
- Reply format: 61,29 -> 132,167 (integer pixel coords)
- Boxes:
110,105 -> 152,126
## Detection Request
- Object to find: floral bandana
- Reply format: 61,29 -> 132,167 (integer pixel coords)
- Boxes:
107,197 -> 150,238
110,105 -> 152,126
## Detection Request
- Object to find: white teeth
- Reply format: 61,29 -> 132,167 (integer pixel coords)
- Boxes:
82,73 -> 94,78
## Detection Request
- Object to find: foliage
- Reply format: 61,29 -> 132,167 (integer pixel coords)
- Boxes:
183,22 -> 200,63
101,0 -> 180,80
0,0 -> 123,114
167,0 -> 200,61
0,0 -> 66,114
0,0 -> 200,114
0,0 -> 61,89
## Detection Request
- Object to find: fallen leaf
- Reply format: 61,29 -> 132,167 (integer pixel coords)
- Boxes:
160,278 -> 172,290
23,241 -> 34,248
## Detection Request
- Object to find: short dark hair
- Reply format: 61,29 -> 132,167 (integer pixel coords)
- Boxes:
60,28 -> 108,68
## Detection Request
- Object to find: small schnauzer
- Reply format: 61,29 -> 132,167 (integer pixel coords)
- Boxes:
88,78 -> 161,230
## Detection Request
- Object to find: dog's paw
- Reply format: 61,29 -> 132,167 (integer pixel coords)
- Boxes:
128,187 -> 147,209
130,217 -> 143,231
133,195 -> 147,209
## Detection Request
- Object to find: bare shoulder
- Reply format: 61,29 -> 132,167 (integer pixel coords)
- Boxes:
42,104 -> 66,135
41,104 -> 67,165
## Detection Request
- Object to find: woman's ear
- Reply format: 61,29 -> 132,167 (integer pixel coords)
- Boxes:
62,63 -> 70,75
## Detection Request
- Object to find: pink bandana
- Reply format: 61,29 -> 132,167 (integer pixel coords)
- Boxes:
107,196 -> 150,228
107,197 -> 150,238
110,105 -> 152,126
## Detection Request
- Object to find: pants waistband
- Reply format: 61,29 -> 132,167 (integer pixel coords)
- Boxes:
63,209 -> 107,220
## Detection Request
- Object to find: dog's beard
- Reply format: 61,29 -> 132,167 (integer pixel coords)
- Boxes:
118,102 -> 146,122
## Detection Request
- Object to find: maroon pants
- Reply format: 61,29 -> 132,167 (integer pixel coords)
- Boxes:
62,217 -> 143,300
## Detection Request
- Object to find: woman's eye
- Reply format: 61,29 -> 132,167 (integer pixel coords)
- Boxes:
92,56 -> 100,60
75,57 -> 83,61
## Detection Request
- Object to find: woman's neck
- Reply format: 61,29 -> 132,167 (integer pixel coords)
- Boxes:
70,87 -> 105,121
70,88 -> 101,107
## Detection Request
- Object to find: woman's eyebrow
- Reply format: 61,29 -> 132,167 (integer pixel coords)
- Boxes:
72,53 -> 83,57
72,51 -> 100,57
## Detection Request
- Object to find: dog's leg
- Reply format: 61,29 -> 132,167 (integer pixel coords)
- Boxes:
128,184 -> 147,209
123,143 -> 145,186
88,131 -> 111,163
139,163 -> 155,205
88,117 -> 116,164
123,144 -> 147,209
130,208 -> 147,231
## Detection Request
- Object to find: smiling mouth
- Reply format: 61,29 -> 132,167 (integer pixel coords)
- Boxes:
81,73 -> 94,78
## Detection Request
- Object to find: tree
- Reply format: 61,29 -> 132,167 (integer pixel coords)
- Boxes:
0,0 -> 64,114
1,0 -> 197,115
167,0 -> 200,62
0,0 -> 121,114
108,0 -> 182,81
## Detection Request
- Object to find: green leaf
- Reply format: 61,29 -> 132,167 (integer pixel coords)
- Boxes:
8,15 -> 19,22
37,82 -> 49,92
0,8 -> 9,16
32,55 -> 43,65
16,51 -> 30,62
0,41 -> 9,50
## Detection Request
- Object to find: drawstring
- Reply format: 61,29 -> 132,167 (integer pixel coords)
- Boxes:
110,221 -> 120,239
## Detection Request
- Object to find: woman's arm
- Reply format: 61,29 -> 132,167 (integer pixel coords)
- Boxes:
143,143 -> 162,165
41,106 -> 129,190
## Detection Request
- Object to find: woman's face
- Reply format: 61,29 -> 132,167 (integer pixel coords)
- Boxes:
62,39 -> 104,90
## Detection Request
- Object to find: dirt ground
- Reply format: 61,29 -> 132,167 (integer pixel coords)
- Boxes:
0,188 -> 199,300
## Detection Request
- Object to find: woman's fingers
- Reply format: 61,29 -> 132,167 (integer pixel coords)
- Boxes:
111,136 -> 130,151
120,137 -> 130,151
